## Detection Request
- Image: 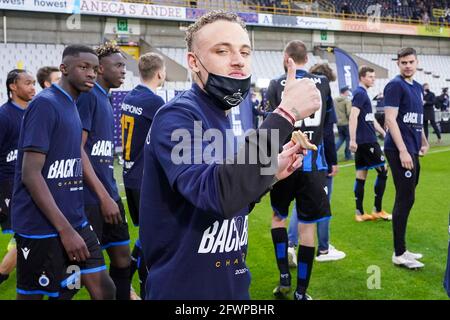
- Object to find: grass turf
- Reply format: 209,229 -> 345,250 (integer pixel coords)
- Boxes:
0,133 -> 449,300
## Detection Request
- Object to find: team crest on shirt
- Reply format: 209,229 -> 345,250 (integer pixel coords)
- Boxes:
4,198 -> 10,208
380,156 -> 385,161
39,273 -> 50,287
370,148 -> 374,153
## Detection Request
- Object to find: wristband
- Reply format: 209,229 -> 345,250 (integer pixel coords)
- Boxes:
276,106 -> 296,126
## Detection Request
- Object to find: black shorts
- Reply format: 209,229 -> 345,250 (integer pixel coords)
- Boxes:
125,187 -> 140,227
270,170 -> 331,223
85,199 -> 130,250
355,142 -> 386,171
15,222 -> 106,298
0,179 -> 13,234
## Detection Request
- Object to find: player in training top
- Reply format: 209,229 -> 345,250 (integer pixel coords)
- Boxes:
349,66 -> 391,222
11,45 -> 115,299
384,47 -> 428,269
267,40 -> 334,300
0,69 -> 35,286
139,11 -> 321,300
121,52 -> 166,298
77,42 -> 131,300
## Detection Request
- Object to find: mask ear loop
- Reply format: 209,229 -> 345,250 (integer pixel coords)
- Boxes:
194,54 -> 209,88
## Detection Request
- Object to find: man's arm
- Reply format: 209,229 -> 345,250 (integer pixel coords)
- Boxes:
323,122 -> 338,176
420,129 -> 429,156
22,151 -> 89,261
323,91 -> 338,176
349,107 -> 360,152
346,100 -> 352,119
168,113 -> 296,219
373,118 -> 386,137
155,59 -> 319,219
266,80 -> 280,112
81,130 -> 121,224
384,107 -> 414,169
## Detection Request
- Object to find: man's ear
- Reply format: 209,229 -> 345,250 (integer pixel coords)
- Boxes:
97,64 -> 105,75
8,83 -> 17,94
60,63 -> 68,76
187,52 -> 200,73
44,80 -> 51,89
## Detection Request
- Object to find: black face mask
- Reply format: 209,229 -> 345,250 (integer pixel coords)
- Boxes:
196,56 -> 251,111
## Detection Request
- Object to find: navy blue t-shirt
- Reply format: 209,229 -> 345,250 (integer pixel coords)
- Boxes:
121,85 -> 165,190
11,84 -> 85,236
384,75 -> 424,155
228,94 -> 257,151
0,101 -> 25,182
267,69 -> 333,172
352,85 -> 377,144
77,83 -> 120,205
139,83 -> 250,300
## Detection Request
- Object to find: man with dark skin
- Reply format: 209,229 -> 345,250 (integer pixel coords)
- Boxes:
77,42 -> 131,300
0,69 -> 35,286
12,45 -> 115,300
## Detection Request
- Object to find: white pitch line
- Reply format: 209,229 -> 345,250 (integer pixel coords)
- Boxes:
339,148 -> 450,169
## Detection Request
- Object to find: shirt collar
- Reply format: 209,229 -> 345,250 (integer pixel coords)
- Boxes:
399,75 -> 414,86
52,83 -> 75,103
295,68 -> 308,76
8,100 -> 27,111
95,82 -> 109,96
137,84 -> 154,94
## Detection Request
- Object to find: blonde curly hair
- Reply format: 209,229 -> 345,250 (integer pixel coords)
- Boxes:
185,10 -> 247,52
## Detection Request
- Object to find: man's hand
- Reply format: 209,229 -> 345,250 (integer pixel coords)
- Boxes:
279,58 -> 321,120
59,226 -> 90,262
328,165 -> 339,177
419,143 -> 429,157
349,140 -> 358,153
275,141 -> 306,181
419,135 -> 430,157
400,150 -> 414,170
100,196 -> 122,225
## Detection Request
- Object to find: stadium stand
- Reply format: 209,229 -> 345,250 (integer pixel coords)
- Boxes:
331,0 -> 450,22
127,0 -> 450,25
1,42 -> 449,102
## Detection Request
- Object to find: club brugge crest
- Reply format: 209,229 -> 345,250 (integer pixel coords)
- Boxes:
39,273 -> 50,287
